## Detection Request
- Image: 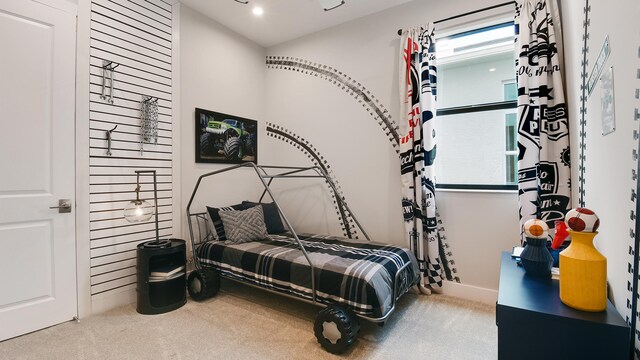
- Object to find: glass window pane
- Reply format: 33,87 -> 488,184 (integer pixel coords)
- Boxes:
503,82 -> 517,101
434,109 -> 516,186
438,23 -> 515,59
506,154 -> 517,184
438,51 -> 516,108
505,112 -> 517,151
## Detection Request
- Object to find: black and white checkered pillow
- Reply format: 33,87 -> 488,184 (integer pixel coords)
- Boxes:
219,205 -> 268,244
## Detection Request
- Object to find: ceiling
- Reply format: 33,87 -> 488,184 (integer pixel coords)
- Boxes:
179,0 -> 413,47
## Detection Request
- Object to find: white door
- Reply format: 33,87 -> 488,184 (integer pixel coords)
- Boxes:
0,0 -> 77,341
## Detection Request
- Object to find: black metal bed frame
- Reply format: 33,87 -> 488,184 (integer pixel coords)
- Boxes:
186,162 -> 415,323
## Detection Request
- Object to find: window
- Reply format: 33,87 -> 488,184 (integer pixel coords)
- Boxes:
435,21 -> 517,190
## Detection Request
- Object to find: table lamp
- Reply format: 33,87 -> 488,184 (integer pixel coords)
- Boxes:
124,170 -> 170,248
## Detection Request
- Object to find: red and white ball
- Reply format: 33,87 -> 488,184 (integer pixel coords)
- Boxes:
524,219 -> 549,239
565,208 -> 600,232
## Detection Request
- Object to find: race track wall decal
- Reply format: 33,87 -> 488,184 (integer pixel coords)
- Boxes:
266,123 -> 358,239
266,56 -> 459,282
578,1 -> 591,208
266,56 -> 400,153
630,33 -> 640,359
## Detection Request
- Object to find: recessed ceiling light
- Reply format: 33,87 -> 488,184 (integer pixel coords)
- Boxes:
252,6 -> 264,16
489,68 -> 496,72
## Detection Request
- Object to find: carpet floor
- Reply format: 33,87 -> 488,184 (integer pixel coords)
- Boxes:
0,280 -> 497,360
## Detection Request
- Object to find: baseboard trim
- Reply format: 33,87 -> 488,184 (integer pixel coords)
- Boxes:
88,280 -> 497,313
441,281 -> 498,305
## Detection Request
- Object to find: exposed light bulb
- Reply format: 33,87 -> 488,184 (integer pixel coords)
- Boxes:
489,68 -> 496,72
124,199 -> 154,223
252,6 -> 263,16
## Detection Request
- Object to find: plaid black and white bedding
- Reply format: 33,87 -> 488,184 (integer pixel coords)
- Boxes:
196,232 -> 420,318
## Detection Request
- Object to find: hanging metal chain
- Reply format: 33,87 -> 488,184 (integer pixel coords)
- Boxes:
140,96 -> 158,154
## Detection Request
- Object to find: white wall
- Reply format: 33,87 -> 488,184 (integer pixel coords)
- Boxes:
437,191 -> 519,290
560,0 -> 640,321
179,4 -> 266,242
264,0 -> 521,291
87,0 -> 176,313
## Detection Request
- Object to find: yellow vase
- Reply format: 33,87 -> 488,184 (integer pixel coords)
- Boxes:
559,230 -> 607,312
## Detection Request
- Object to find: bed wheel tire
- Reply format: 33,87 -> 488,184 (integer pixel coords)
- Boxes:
314,305 -> 360,354
187,269 -> 220,301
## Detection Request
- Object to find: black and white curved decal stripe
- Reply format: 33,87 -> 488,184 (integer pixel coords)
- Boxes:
266,56 -> 400,152
266,122 -> 358,238
578,1 -> 591,208
630,39 -> 640,358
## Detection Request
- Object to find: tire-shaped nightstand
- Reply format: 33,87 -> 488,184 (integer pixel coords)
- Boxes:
136,239 -> 187,314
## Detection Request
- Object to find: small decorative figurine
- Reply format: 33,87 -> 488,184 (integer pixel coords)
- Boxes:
559,208 -> 607,312
564,207 -> 600,232
551,220 -> 569,250
520,219 -> 554,277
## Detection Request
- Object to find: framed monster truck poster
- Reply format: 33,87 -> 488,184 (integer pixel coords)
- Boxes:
195,108 -> 258,164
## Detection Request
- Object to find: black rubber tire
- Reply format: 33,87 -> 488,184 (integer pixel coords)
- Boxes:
313,305 -> 360,354
244,134 -> 256,157
223,137 -> 243,160
187,268 -> 220,301
224,128 -> 239,140
200,133 -> 216,156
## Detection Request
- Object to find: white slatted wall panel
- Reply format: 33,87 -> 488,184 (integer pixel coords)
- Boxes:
89,0 -> 173,299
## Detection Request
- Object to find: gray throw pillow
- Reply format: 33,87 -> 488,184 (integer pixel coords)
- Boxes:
219,206 -> 268,244
242,201 -> 286,234
206,204 -> 244,240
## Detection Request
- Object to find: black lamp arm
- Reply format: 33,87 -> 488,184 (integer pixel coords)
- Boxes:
134,170 -> 159,244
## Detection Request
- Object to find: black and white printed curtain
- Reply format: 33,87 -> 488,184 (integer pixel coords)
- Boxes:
515,0 -> 571,240
399,25 -> 447,294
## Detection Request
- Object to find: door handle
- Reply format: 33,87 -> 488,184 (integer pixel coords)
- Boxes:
50,199 -> 72,213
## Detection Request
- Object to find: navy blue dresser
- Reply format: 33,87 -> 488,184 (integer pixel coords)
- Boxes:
496,252 -> 629,359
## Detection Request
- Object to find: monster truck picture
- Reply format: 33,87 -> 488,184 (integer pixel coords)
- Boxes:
195,108 -> 258,164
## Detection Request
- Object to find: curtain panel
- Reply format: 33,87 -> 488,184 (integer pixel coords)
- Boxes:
399,25 -> 452,293
515,0 -> 571,241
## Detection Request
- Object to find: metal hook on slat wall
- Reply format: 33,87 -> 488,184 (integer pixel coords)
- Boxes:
105,125 -> 117,156
100,60 -> 119,104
